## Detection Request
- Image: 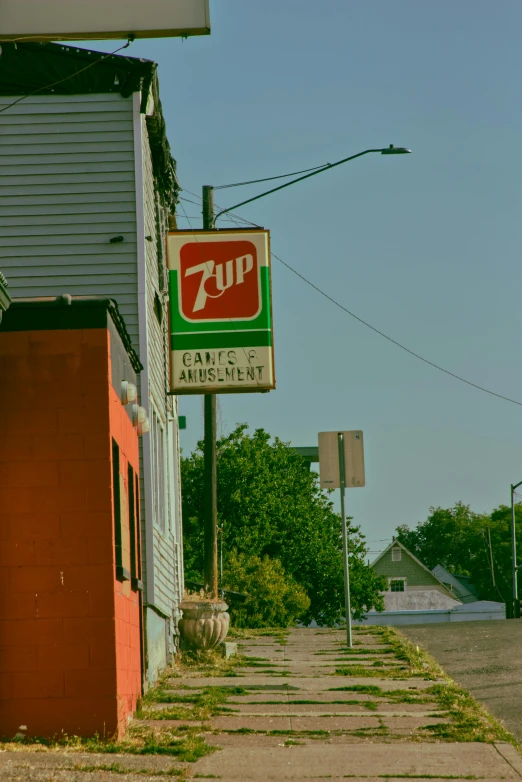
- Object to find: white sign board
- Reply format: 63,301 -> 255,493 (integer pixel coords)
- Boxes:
318,431 -> 365,489
0,0 -> 210,41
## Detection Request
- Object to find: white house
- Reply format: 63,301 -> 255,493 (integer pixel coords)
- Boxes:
0,41 -> 183,682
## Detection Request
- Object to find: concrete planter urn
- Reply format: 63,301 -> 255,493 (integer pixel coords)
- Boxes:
179,599 -> 230,651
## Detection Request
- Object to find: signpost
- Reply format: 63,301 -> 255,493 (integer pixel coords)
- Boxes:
318,431 -> 365,647
0,0 -> 210,41
167,229 -> 275,395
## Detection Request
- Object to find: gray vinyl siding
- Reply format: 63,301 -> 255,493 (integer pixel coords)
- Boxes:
0,93 -> 139,351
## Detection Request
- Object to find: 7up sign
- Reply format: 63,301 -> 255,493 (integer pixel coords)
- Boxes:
167,229 -> 275,394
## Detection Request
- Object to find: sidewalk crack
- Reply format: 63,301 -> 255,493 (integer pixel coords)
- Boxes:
493,743 -> 522,778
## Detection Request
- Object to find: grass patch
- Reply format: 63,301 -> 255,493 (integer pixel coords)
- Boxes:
227,627 -> 289,645
288,699 -> 363,706
1,727 -> 215,762
421,682 -> 517,743
328,684 -> 383,695
335,629 -> 439,681
284,739 -> 304,746
167,649 -> 251,679
140,685 -> 250,721
362,627 -> 521,746
335,664 -> 409,678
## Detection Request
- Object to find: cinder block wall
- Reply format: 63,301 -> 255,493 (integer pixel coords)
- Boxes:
0,300 -> 142,739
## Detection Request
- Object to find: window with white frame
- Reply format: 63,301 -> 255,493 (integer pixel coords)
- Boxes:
389,578 -> 406,592
151,408 -> 166,532
391,547 -> 401,562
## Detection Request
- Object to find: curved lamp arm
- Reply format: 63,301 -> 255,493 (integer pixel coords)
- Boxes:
212,145 -> 411,226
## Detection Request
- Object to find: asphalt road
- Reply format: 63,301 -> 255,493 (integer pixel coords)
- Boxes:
402,619 -> 522,741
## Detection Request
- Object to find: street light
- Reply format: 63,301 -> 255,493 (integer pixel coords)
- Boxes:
200,144 -> 411,598
212,145 -> 412,226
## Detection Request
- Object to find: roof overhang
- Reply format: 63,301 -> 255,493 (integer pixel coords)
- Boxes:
0,0 -> 210,42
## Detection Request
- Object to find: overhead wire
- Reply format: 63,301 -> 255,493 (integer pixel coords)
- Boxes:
176,189 -> 522,407
272,252 -> 522,408
213,164 -> 331,190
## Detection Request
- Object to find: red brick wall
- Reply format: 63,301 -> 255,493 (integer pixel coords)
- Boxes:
0,326 -> 141,739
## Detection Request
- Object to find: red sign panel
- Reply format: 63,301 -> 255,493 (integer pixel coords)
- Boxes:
179,240 -> 260,322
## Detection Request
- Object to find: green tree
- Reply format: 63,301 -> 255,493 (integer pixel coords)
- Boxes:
396,501 -> 522,602
223,551 -> 311,628
181,424 -> 385,625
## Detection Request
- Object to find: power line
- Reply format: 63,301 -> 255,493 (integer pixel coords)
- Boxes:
176,189 -> 522,407
0,40 -> 133,117
213,164 -> 331,190
272,252 -> 522,408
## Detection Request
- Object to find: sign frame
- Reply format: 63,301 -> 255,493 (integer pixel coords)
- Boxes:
167,228 -> 276,396
318,430 -> 365,489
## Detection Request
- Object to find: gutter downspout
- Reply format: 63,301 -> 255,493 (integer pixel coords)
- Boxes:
133,91 -> 155,608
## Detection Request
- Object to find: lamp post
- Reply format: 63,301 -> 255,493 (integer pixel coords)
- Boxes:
201,144 -> 411,598
510,481 -> 522,618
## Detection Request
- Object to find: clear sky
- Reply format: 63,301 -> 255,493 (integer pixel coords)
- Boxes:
123,0 -> 522,555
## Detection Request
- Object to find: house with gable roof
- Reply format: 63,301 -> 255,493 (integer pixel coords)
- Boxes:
371,539 -> 461,611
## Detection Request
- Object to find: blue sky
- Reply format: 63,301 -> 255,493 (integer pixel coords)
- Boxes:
125,0 -> 522,555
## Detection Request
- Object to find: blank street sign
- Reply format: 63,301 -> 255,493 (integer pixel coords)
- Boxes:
318,431 -> 365,489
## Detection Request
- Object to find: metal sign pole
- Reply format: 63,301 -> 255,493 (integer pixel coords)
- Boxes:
338,432 -> 352,648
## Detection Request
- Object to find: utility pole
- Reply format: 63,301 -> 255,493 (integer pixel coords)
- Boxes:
487,527 -> 496,589
511,481 -> 522,619
202,185 -> 218,598
337,433 -> 353,648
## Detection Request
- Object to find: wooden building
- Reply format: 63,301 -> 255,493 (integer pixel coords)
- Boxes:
371,539 -> 459,610
0,42 -> 183,682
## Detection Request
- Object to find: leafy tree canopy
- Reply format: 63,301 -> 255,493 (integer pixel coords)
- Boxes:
181,424 -> 385,625
223,551 -> 311,628
396,501 -> 522,601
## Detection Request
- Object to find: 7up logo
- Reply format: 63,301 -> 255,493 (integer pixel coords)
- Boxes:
179,240 -> 260,322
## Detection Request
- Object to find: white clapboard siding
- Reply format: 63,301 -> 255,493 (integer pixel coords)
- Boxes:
0,93 -> 139,351
140,113 -> 181,619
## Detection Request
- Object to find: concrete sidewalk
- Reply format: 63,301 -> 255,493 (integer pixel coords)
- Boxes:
1,627 -> 521,780
189,627 -> 522,780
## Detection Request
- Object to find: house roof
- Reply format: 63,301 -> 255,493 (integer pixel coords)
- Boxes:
0,42 -> 178,209
371,538 -> 453,594
431,564 -> 479,603
0,41 -> 154,101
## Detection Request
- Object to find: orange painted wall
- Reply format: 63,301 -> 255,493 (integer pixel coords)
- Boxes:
108,378 -> 142,732
0,325 -> 141,739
